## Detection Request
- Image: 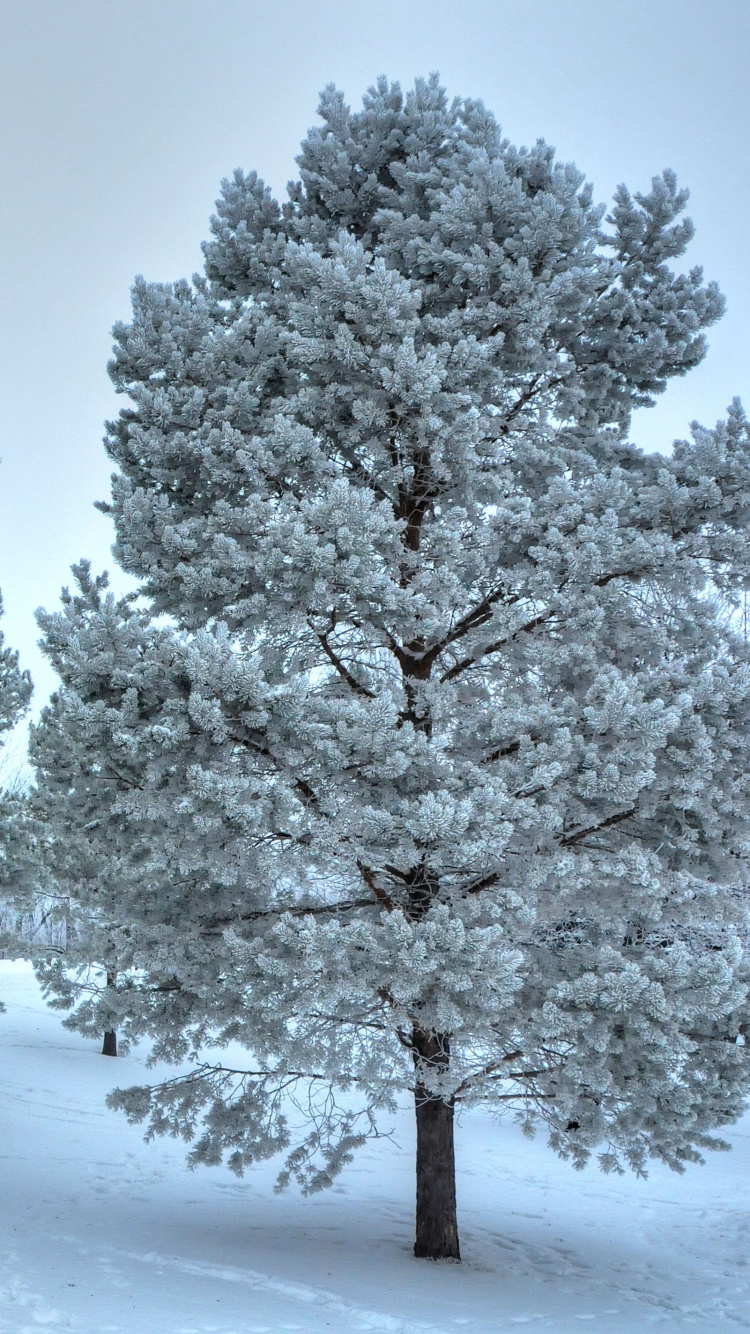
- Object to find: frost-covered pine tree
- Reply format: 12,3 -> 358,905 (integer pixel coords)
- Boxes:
30,566 -> 153,1056
32,76 -> 750,1261
0,581 -> 33,989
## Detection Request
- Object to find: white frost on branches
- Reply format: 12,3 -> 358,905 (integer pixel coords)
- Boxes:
0,579 -> 33,991
31,76 -> 750,1190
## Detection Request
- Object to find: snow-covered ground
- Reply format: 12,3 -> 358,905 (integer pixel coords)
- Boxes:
1,961 -> 749,1334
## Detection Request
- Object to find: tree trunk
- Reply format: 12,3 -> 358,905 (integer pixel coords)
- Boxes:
102,967 -> 117,1056
413,1030 -> 460,1260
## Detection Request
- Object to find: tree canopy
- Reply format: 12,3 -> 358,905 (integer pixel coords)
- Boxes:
32,75 -> 750,1260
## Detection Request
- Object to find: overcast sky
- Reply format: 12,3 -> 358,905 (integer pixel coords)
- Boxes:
1,0 -> 749,753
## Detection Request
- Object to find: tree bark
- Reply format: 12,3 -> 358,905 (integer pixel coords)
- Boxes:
413,1031 -> 460,1260
102,967 -> 117,1056
398,631 -> 459,1258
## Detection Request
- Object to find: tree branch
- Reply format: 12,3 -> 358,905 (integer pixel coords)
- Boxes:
224,723 -> 322,813
561,807 -> 636,847
310,616 -> 375,699
482,739 -> 521,764
437,563 -> 648,685
452,1051 -> 524,1097
422,584 -> 521,671
334,441 -> 392,506
356,859 -> 396,911
440,608 -> 554,683
199,896 -> 379,931
494,374 -> 565,438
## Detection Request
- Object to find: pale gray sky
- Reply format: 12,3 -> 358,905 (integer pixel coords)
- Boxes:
1,0 -> 749,738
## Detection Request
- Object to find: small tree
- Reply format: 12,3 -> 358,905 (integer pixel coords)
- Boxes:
0,583 -> 33,986
30,568 -> 146,1056
33,77 -> 750,1261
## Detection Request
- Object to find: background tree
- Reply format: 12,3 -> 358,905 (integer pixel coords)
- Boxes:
0,580 -> 33,992
30,567 -> 154,1057
32,76 -> 750,1261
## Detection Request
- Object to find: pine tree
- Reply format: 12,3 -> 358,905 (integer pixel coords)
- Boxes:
32,77 -> 750,1261
30,568 -> 151,1055
0,584 -> 33,991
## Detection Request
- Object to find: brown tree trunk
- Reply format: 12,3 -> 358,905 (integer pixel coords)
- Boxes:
413,1030 -> 460,1260
102,967 -> 117,1056
398,646 -> 459,1256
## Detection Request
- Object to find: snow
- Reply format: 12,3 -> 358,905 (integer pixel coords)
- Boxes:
1,961 -> 749,1333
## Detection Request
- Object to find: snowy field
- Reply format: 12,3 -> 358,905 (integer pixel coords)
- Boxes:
1,961 -> 749,1334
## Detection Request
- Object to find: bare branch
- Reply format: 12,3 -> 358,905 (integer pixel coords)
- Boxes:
357,859 -> 396,911
494,374 -> 565,438
482,739 -> 521,764
200,896 -> 379,931
452,1051 -> 524,1097
561,807 -> 636,848
310,616 -> 375,699
334,441 -> 393,506
224,723 -> 322,812
440,608 -> 554,683
463,869 -> 503,897
437,562 -> 649,685
425,584 -> 521,670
